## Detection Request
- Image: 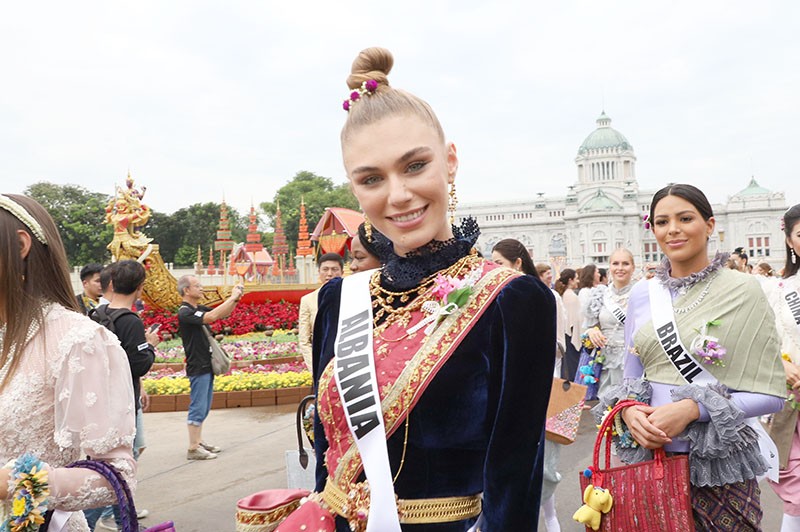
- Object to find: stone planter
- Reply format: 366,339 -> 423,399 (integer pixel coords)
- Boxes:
251,389 -> 277,406
226,390 -> 252,408
148,395 -> 176,413
175,393 -> 191,411
276,387 -> 307,405
211,392 -> 228,409
252,356 -> 304,366
150,363 -> 185,372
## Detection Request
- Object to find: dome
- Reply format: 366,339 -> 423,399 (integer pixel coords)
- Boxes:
580,189 -> 622,212
578,112 -> 632,154
735,177 -> 771,196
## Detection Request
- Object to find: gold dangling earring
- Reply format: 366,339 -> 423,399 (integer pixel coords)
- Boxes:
364,216 -> 373,243
448,182 -> 458,225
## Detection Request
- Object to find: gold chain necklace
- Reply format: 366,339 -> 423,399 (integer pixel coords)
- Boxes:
371,252 -> 482,343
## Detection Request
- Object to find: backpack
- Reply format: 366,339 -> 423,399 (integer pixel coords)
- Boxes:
89,305 -> 136,335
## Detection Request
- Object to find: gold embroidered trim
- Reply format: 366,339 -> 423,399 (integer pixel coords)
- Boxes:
321,478 -> 482,526
235,498 -> 302,529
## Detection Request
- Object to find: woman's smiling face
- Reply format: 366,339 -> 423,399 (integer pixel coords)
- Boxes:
343,114 -> 457,257
652,194 -> 715,270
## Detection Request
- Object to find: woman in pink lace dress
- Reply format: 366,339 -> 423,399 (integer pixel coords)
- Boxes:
0,194 -> 136,531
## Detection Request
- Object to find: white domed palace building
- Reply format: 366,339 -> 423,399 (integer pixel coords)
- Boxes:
456,112 -> 788,270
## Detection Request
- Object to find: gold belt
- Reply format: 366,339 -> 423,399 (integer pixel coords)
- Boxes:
321,478 -> 482,527
322,478 -> 481,530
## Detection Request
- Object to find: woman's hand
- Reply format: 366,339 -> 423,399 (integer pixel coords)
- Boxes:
587,328 -> 607,349
782,359 -> 800,390
646,399 -> 701,439
0,467 -> 10,499
620,405 -> 672,449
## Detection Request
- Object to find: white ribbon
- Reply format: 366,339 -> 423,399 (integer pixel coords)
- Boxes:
648,278 -> 779,482
406,300 -> 459,336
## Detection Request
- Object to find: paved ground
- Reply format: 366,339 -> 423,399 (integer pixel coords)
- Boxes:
134,404 -> 784,532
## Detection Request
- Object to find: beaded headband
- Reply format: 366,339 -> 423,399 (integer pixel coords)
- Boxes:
342,80 -> 378,111
0,194 -> 48,245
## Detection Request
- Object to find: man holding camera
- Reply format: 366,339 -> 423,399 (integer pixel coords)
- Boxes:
176,275 -> 244,460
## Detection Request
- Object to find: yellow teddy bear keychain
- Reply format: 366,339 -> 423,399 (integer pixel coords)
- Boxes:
573,484 -> 614,530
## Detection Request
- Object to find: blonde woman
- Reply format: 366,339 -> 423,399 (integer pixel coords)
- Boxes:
294,48 -> 555,531
583,248 -> 635,397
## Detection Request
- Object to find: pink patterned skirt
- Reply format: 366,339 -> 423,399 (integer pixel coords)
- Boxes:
770,411 -> 800,516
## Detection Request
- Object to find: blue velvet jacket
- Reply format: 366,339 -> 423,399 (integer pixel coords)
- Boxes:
312,262 -> 555,531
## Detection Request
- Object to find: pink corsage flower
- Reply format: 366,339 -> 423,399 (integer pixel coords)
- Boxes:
432,274 -> 460,299
690,319 -> 726,367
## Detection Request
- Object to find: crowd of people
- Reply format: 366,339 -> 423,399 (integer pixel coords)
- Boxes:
1,45 -> 798,532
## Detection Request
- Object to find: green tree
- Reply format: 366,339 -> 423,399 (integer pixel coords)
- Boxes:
24,182 -> 114,267
260,171 -> 360,247
143,202 -> 249,264
174,243 -> 201,267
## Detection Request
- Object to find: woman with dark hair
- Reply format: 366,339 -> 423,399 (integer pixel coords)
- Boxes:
492,240 -> 563,531
285,47 -> 555,531
556,268 -> 581,381
349,222 -> 382,273
0,194 -> 136,530
762,203 -> 800,531
490,238 -> 539,277
578,264 -> 600,328
593,184 -> 786,531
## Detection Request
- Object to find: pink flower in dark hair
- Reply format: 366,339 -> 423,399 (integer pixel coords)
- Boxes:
350,91 -> 360,101
365,80 -> 378,91
343,100 -> 350,111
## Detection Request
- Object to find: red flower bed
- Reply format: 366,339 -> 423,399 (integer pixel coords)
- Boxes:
141,301 -> 299,337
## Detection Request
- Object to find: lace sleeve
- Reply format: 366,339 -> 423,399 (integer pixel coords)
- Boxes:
49,325 -> 137,511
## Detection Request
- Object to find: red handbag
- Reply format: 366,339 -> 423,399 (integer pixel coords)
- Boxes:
575,400 -> 695,532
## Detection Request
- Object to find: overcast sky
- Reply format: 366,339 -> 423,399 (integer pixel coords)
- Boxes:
1,1 -> 798,220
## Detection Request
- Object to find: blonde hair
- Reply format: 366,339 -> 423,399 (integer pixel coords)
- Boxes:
609,247 -> 635,265
341,47 -> 445,144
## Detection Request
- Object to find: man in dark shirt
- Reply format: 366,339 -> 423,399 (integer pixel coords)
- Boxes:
104,260 -> 158,412
76,263 -> 103,315
85,260 -> 156,529
177,274 -> 243,460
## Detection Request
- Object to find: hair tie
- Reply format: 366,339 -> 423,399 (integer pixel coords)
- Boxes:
343,80 -> 379,111
0,194 -> 48,245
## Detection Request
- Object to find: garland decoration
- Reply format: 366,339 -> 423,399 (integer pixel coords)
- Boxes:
2,454 -> 50,532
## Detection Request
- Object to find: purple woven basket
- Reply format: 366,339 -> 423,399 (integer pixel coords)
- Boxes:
64,460 -> 175,532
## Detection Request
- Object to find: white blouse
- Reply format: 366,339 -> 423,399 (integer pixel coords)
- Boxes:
0,304 -> 136,531
762,274 -> 800,360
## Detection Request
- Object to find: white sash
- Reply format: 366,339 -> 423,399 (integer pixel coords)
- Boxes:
333,270 -> 401,532
782,281 -> 800,338
603,289 -> 626,326
648,279 -> 779,482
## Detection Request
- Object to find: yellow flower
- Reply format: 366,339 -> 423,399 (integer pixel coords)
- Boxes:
11,496 -> 27,516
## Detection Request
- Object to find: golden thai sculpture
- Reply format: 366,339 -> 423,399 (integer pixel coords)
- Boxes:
106,174 -> 229,309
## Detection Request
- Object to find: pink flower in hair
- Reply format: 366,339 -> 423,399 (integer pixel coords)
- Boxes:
365,80 -> 378,91
343,100 -> 351,111
350,91 -> 360,101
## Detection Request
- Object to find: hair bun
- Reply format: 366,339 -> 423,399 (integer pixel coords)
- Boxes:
347,47 -> 393,90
